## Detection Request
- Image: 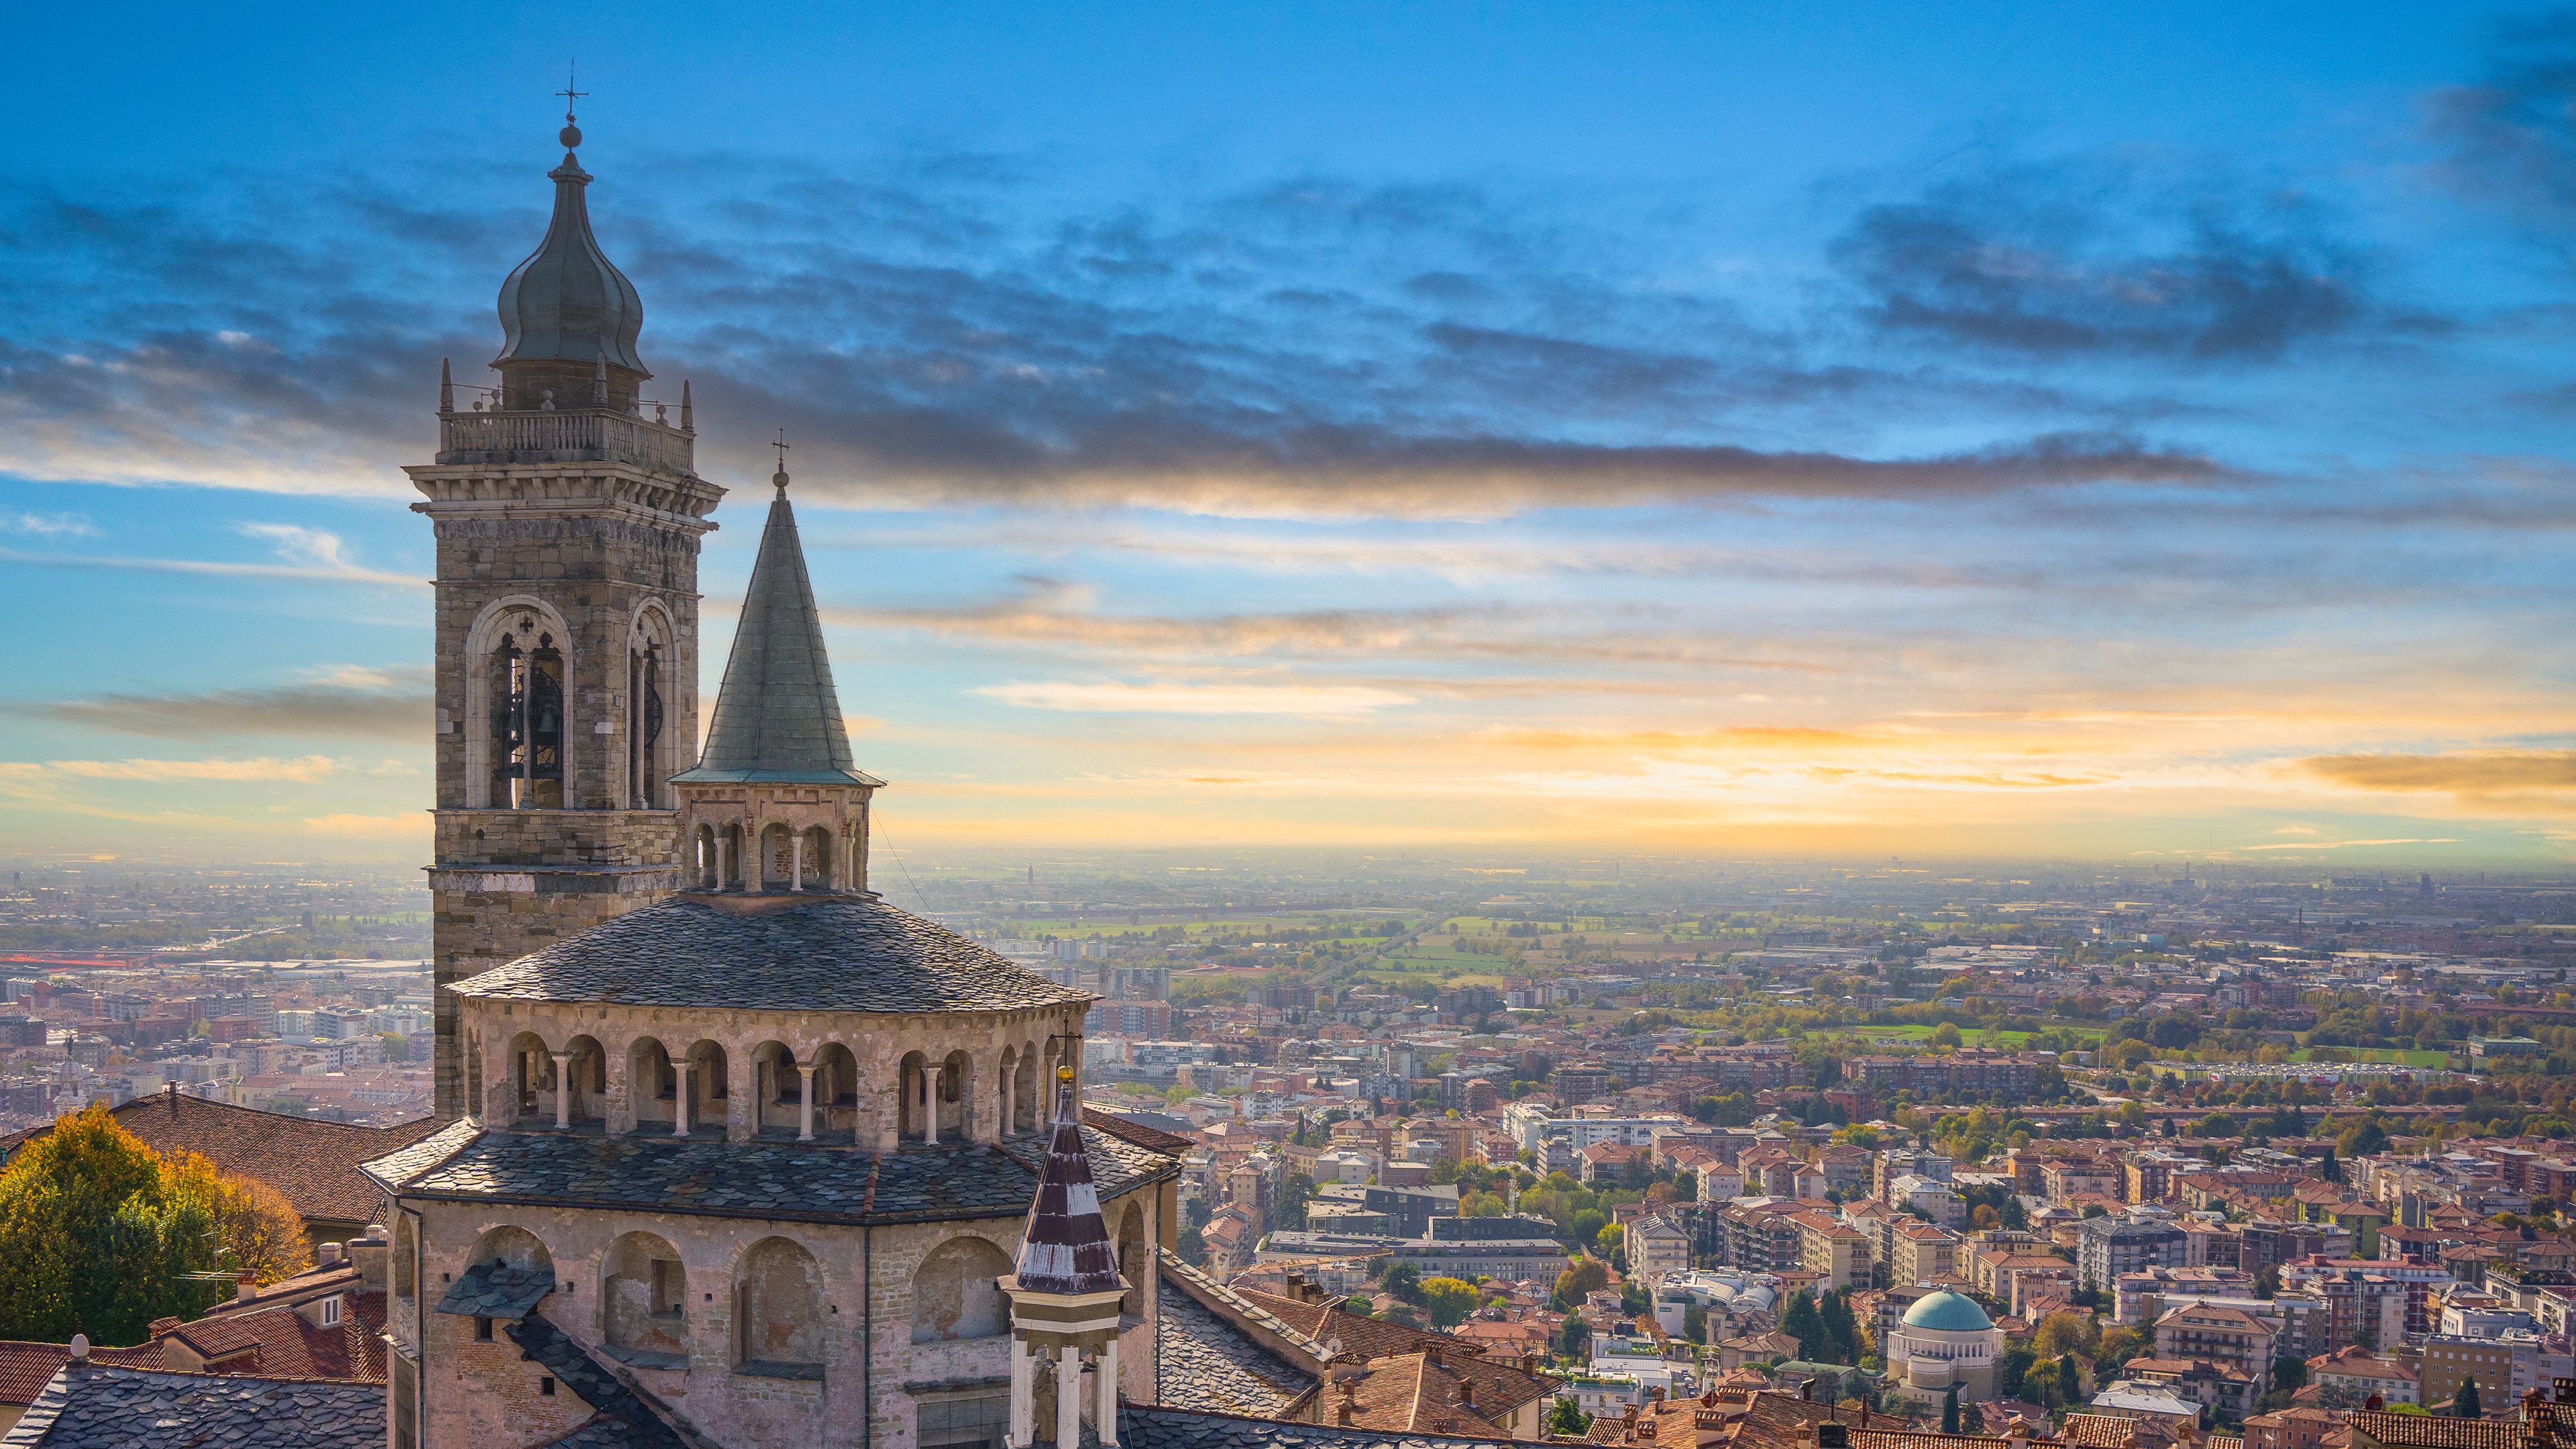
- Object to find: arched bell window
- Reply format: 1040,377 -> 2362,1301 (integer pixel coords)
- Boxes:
488,621 -> 565,808
629,638 -> 665,808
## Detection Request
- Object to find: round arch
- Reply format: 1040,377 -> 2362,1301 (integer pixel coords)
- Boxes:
602,1230 -> 688,1364
912,1236 -> 1012,1343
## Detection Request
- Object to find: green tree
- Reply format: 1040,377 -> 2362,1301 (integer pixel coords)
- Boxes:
1381,1260 -> 1425,1305
1929,1022 -> 1964,1049
2453,1376 -> 2482,1419
1554,1258 -> 1611,1307
1560,1310 -> 1589,1358
1998,1344 -> 2036,1400
0,1107 -> 246,1345
1548,1397 -> 1593,1436
1781,1289 -> 1829,1362
1573,1208 -> 1609,1246
2055,1354 -> 2081,1406
1684,1302 -> 1707,1345
1943,1385 -> 1960,1434
1176,1226 -> 1208,1267
1821,1289 -> 1860,1364
1420,1276 -> 1480,1329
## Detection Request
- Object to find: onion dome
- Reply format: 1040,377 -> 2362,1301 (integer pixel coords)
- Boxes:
1012,1069 -> 1122,1295
492,130 -> 647,378
1899,1289 -> 1994,1332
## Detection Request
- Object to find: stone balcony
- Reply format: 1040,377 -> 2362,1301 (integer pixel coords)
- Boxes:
435,407 -> 696,477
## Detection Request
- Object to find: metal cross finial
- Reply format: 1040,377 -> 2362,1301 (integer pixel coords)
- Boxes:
557,62 -> 587,123
773,429 -> 791,470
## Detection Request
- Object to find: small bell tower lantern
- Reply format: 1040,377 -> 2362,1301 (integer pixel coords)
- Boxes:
1001,1067 -> 1128,1448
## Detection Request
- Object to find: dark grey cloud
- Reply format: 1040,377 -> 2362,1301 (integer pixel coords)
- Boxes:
2427,13 -> 2576,238
1828,162 -> 2430,361
17,681 -> 427,742
0,149 -> 2258,513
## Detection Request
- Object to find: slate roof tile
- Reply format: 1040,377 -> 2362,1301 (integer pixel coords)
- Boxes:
0,1347 -> 155,1409
504,1312 -> 687,1449
447,896 -> 1091,1014
0,1364 -> 382,1449
364,1125 -> 1174,1226
434,1263 -> 557,1321
1157,1278 -> 1317,1417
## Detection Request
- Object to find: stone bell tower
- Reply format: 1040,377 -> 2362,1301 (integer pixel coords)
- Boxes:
407,103 -> 724,1122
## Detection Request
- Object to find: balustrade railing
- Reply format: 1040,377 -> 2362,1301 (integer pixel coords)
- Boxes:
438,408 -> 694,474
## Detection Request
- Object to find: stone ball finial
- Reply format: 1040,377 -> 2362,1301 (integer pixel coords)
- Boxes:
773,469 -> 791,492
560,123 -> 584,149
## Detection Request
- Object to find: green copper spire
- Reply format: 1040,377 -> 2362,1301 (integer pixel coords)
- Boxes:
673,466 -> 883,787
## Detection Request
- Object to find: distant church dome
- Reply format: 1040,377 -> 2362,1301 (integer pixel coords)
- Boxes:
1900,1289 -> 1994,1333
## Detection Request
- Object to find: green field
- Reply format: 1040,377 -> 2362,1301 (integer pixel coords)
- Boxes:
1002,913 -> 1399,945
2286,1046 -> 2456,1068
1831,1024 -> 2106,1047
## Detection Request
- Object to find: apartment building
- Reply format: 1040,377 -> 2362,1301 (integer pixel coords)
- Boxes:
1792,1209 -> 1874,1291
2153,1302 -> 2277,1387
1891,1222 -> 1960,1286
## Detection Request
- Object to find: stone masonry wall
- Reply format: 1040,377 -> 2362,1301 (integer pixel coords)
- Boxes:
408,1179 -> 1163,1449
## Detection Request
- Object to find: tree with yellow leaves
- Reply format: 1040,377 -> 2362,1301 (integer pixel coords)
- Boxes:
0,1107 -> 311,1345
2032,1309 -> 2100,1361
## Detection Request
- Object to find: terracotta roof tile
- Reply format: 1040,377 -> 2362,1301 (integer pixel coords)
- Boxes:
8,1093 -> 444,1227
1230,1290 -> 1559,1413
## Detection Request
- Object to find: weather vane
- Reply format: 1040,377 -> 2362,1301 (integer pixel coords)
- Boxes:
557,62 -> 586,125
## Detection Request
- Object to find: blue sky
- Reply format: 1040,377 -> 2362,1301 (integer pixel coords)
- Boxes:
7,1 -> 2576,863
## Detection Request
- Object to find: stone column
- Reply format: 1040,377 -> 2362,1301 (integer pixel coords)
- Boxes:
790,832 -> 804,892
1056,1346 -> 1081,1449
797,1062 -> 817,1141
673,1059 -> 693,1136
1097,1338 -> 1120,1446
1008,1337 -> 1032,1448
923,1062 -> 939,1146
551,1052 -> 574,1128
1000,1061 -> 1014,1136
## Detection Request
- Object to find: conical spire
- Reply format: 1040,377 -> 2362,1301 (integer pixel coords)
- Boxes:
674,472 -> 882,786
493,129 -> 647,377
1012,1069 -> 1121,1296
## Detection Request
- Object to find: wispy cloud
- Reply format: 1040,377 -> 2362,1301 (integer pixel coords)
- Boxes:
973,681 -> 1415,716
19,668 -> 429,742
15,755 -> 338,784
2301,749 -> 2576,812
0,510 -> 95,537
0,545 -> 421,589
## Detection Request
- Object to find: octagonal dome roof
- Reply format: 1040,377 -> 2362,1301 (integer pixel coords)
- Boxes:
1900,1289 -> 1994,1332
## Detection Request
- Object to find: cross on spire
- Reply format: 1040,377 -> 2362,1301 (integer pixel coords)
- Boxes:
557,62 -> 587,124
771,429 -> 792,490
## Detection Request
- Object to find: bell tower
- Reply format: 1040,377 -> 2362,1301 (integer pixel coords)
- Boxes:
407,105 -> 724,1122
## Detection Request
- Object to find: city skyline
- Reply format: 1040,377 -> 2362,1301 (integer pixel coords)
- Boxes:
7,3 -> 2576,862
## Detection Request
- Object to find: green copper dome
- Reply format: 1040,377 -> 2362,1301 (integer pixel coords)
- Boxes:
1900,1289 -> 1994,1332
